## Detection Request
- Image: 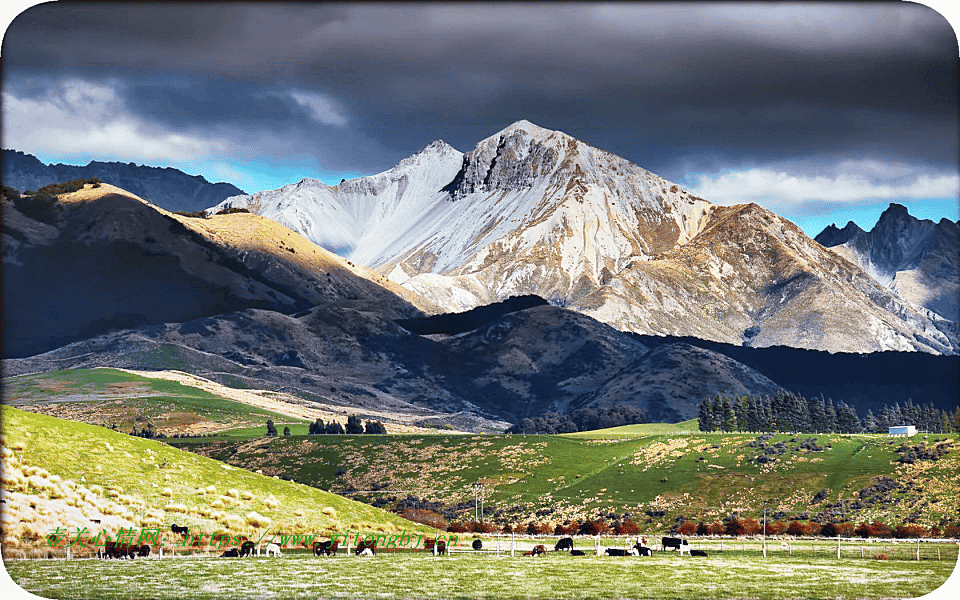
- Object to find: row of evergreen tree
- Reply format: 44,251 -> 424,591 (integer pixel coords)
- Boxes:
698,392 -> 957,434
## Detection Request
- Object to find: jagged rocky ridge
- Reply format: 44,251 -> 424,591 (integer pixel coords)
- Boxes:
815,203 -> 959,324
213,121 -> 957,355
2,149 -> 245,213
2,301 -> 782,426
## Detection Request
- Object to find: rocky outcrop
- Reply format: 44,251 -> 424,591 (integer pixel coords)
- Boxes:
816,204 -> 959,323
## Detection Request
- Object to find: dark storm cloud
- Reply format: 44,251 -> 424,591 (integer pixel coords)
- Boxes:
3,2 -> 957,179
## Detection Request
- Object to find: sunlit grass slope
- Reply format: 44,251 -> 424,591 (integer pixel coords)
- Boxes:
0,406 -> 416,554
562,419 -> 701,438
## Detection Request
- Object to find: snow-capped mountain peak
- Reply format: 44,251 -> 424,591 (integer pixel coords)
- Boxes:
208,122 -> 956,355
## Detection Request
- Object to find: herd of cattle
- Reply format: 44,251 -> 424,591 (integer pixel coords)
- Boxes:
97,526 -> 706,559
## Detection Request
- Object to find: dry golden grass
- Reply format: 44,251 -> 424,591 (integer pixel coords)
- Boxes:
181,211 -> 440,313
55,183 -> 149,205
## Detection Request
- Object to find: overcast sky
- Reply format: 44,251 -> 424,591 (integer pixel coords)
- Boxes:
2,1 -> 958,235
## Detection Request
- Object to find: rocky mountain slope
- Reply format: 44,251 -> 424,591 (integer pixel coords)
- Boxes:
2,149 -> 245,213
213,121 -> 956,355
815,204 -> 959,324
1,183 -> 429,358
2,299 -> 782,427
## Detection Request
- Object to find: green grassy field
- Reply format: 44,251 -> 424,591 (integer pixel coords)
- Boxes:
170,429 -> 959,531
562,419 -> 701,438
5,550 -> 957,600
3,368 -> 308,435
0,405 -> 417,554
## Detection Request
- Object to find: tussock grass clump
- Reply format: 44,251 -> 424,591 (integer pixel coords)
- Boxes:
246,511 -> 272,529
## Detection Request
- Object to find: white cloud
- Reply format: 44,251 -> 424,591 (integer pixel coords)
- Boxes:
289,91 -> 348,127
688,167 -> 960,215
1,79 -> 226,163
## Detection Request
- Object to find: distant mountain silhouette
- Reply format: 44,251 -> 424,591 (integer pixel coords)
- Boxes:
2,149 -> 245,213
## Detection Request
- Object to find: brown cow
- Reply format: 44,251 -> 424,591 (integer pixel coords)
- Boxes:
355,540 -> 376,556
523,544 -> 546,557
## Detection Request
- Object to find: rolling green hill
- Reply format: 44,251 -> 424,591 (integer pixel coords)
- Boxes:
171,429 -> 959,533
3,368 -> 310,436
0,406 -> 417,554
562,419 -> 701,438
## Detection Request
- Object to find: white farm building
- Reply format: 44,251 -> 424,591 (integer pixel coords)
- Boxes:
888,425 -> 917,437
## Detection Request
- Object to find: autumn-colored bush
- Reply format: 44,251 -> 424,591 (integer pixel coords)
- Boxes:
555,521 -> 579,536
526,522 -> 553,535
618,519 -> 642,536
893,524 -> 928,539
579,519 -> 610,536
740,518 -> 762,536
855,521 -> 892,538
724,518 -> 744,536
802,521 -> 822,536
943,524 -> 960,538
707,521 -> 724,535
677,521 -> 697,536
786,520 -> 807,536
764,521 -> 788,535
472,521 -> 496,533
447,522 -> 471,533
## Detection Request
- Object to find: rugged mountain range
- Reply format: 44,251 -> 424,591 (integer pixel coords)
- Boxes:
3,181 -> 954,429
2,298 -> 782,427
2,149 -> 245,213
815,204 -> 959,324
1,182 -> 787,427
213,121 -> 956,355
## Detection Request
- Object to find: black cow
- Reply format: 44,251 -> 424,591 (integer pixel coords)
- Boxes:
633,543 -> 653,556
472,539 -> 483,551
219,548 -> 240,558
555,537 -> 574,552
661,537 -> 689,551
239,541 -> 255,557
570,549 -> 586,556
605,548 -> 633,557
313,540 -> 339,556
355,540 -> 376,556
171,524 -> 189,536
436,540 -> 447,555
101,541 -> 149,559
690,549 -> 708,557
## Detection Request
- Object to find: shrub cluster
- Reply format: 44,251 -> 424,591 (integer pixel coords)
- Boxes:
9,178 -> 103,224
507,406 -> 648,434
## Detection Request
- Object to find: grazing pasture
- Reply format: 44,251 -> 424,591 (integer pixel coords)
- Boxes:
173,427 -> 959,530
4,550 -> 957,600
